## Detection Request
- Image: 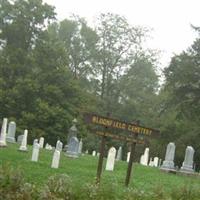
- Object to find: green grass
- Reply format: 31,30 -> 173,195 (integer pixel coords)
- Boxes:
1,143 -> 200,196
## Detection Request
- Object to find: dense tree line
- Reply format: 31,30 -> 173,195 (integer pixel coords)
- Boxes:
0,0 -> 199,167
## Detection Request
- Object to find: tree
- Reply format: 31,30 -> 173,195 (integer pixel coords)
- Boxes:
47,17 -> 98,79
93,13 -> 147,113
160,32 -> 200,168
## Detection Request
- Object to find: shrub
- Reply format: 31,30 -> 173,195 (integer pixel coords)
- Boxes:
0,163 -> 37,200
39,174 -> 73,200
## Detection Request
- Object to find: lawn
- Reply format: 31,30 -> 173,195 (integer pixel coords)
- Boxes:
1,143 -> 200,199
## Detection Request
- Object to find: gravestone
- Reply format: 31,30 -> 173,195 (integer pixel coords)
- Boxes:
56,140 -> 63,152
17,135 -> 24,144
180,146 -> 195,173
31,143 -> 40,162
39,137 -> 44,148
97,152 -> 100,157
63,144 -> 68,152
45,143 -> 52,150
153,157 -> 159,167
78,139 -> 83,154
160,142 -> 176,171
51,150 -> 60,169
33,139 -> 38,146
126,152 -> 130,162
140,148 -> 149,166
105,147 -> 116,171
19,130 -> 28,151
149,158 -> 154,167
6,121 -> 16,143
66,137 -> 79,158
116,146 -> 122,161
92,150 -> 96,156
66,119 -> 79,158
0,118 -> 8,147
85,150 -> 89,154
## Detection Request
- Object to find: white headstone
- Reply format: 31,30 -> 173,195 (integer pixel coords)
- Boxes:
45,143 -> 52,150
56,140 -> 63,152
180,146 -> 195,173
0,118 -> 8,147
33,139 -> 38,146
92,150 -> 96,156
78,139 -> 83,154
97,152 -> 100,157
160,142 -> 176,171
153,157 -> 159,167
31,143 -> 40,162
19,130 -> 28,151
149,158 -> 154,167
106,147 -> 116,171
126,152 -> 130,162
116,146 -> 122,161
6,121 -> 16,143
140,148 -> 149,166
85,150 -> 89,154
51,150 -> 60,169
39,137 -> 44,148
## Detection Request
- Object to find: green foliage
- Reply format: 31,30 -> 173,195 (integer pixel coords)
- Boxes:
159,32 -> 200,168
0,163 -> 37,200
40,174 -> 73,200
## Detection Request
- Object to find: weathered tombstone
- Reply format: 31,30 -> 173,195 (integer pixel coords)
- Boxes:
92,150 -> 96,156
56,140 -> 63,152
63,144 -> 68,152
33,139 -> 38,146
0,118 -> 8,147
39,137 -> 44,148
116,146 -> 122,161
45,143 -> 49,149
6,121 -> 16,143
85,150 -> 89,154
126,152 -> 130,162
31,143 -> 40,162
153,157 -> 159,167
78,139 -> 83,154
17,135 -> 24,144
106,147 -> 116,171
149,158 -> 154,167
19,130 -> 28,151
97,152 -> 100,157
51,150 -> 60,169
160,142 -> 176,171
140,148 -> 149,166
66,119 -> 79,158
180,146 -> 195,173
66,137 -> 79,158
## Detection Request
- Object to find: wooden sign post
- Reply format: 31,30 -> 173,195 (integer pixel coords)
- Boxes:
84,113 -> 159,186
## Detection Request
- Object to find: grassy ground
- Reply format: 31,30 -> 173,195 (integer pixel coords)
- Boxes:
1,143 -> 200,196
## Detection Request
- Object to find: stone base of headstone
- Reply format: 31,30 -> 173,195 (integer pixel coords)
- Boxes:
160,160 -> 176,172
6,136 -> 16,143
65,151 -> 78,158
18,147 -> 28,152
0,140 -> 7,147
179,164 -> 194,174
0,144 -> 7,148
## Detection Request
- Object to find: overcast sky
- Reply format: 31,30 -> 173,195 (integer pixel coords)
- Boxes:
44,0 -> 199,69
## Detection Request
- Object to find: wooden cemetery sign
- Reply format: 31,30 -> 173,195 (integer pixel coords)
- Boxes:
84,113 -> 159,186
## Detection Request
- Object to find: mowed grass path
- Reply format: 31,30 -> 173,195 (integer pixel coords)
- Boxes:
0,143 -> 200,194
